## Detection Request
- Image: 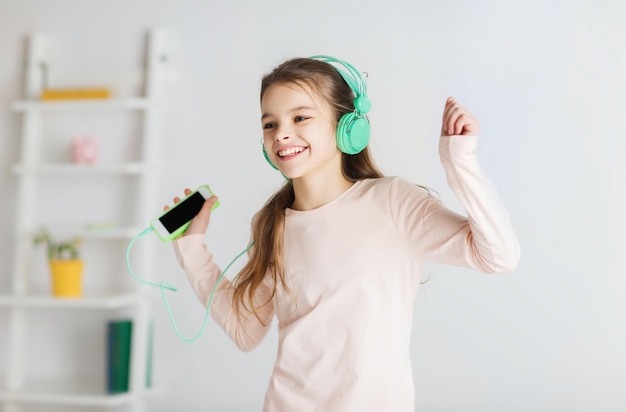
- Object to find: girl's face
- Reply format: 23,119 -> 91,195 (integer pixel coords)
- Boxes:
261,82 -> 342,181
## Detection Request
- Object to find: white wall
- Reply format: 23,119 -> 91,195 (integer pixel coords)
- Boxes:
1,0 -> 625,411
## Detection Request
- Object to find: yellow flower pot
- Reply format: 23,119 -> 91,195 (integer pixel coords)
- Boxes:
49,259 -> 84,297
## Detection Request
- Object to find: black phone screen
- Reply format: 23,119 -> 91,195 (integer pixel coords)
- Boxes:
159,191 -> 205,233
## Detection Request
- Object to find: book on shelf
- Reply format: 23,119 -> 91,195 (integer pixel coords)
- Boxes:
106,319 -> 132,394
106,318 -> 154,394
41,88 -> 111,100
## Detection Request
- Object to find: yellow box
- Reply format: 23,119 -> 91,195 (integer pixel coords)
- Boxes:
41,88 -> 111,100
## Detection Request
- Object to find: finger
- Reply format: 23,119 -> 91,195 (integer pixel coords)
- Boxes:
443,96 -> 455,113
184,188 -> 192,196
173,196 -> 181,204
456,111 -> 480,135
163,205 -> 170,212
442,99 -> 454,122
450,104 -> 473,135
454,112 -> 468,135
447,106 -> 463,136
463,115 -> 480,135
442,98 -> 458,134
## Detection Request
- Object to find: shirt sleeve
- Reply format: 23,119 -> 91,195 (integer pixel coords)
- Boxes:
172,232 -> 274,352
391,135 -> 520,273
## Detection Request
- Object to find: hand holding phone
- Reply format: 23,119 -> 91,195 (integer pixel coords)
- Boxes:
151,185 -> 219,242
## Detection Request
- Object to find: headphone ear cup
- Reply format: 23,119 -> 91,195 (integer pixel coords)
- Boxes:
336,113 -> 370,155
262,146 -> 279,170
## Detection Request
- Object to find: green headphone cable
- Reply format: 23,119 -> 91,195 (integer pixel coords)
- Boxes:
126,227 -> 253,342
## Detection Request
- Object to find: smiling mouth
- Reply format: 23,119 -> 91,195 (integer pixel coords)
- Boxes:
277,146 -> 307,158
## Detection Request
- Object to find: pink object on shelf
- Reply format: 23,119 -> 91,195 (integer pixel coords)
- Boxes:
71,136 -> 100,164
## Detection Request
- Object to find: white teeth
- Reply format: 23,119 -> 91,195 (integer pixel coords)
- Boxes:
278,147 -> 305,157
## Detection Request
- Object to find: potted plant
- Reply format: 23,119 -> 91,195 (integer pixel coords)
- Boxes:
33,227 -> 83,297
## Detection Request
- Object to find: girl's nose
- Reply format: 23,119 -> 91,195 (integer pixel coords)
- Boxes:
274,131 -> 290,142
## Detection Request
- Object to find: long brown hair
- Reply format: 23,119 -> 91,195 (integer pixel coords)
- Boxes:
231,57 -> 384,324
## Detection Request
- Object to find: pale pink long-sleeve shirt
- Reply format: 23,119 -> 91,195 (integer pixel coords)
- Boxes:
173,135 -> 520,411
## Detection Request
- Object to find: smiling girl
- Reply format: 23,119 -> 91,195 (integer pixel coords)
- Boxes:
169,56 -> 520,411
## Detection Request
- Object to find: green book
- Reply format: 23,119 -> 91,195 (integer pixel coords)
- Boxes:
106,319 -> 132,394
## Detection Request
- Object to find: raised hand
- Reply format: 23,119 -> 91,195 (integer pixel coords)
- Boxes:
441,97 -> 480,136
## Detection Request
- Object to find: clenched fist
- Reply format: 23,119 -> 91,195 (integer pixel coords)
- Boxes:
441,97 -> 480,136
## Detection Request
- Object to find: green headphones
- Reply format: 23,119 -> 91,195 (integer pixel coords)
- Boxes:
262,55 -> 371,171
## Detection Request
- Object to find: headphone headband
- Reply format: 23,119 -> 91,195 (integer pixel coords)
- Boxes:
308,55 -> 368,98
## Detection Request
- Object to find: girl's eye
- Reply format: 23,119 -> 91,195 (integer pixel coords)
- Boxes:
263,123 -> 275,130
295,116 -> 308,122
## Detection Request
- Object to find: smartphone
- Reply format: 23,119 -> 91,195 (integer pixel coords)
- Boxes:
150,185 -> 219,242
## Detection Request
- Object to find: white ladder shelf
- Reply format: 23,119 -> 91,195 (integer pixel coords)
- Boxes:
1,30 -> 168,412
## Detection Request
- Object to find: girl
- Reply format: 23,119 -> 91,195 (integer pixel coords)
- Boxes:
169,56 -> 519,411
